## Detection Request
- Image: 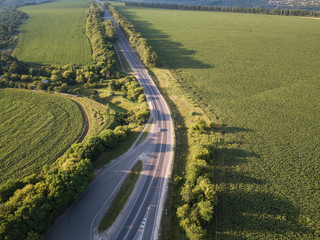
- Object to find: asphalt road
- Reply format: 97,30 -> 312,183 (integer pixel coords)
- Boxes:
45,3 -> 174,240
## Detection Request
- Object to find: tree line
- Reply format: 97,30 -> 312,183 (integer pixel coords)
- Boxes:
0,0 -> 122,91
0,2 -> 151,238
175,117 -> 218,240
0,126 -> 131,239
86,0 -> 119,72
0,53 -> 114,93
0,7 -> 28,54
177,141 -> 217,240
105,2 -> 158,67
125,1 -> 320,18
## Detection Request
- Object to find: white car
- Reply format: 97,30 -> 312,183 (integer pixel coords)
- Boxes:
158,127 -> 162,132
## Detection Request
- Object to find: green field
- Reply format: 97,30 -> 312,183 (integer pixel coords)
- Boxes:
112,3 -> 320,239
14,0 -> 92,65
0,89 -> 84,184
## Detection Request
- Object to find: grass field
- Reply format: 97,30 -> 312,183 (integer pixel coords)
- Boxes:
112,3 -> 320,239
0,89 -> 84,184
14,0 -> 92,65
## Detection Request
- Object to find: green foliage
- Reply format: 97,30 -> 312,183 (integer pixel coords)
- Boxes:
0,123 -> 132,239
0,52 -> 119,89
116,107 -> 149,125
0,89 -> 84,185
122,0 -> 320,11
26,231 -> 42,240
81,136 -> 105,160
0,7 -> 28,53
177,143 -> 217,240
0,180 -> 24,203
191,117 -> 207,133
0,152 -> 94,239
104,19 -> 118,42
86,0 -> 119,73
114,3 -> 320,239
106,2 -> 158,67
113,125 -> 130,142
125,2 -> 320,18
99,129 -> 118,148
13,0 -> 92,65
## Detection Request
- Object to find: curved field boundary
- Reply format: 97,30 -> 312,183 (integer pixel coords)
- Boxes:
0,89 -> 84,184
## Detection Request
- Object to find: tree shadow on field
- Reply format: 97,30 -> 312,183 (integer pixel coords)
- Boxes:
216,190 -> 314,238
117,11 -> 212,70
214,137 -> 315,239
221,125 -> 253,134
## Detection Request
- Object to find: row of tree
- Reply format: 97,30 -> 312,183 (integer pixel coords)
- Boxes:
0,1 -> 122,84
86,0 -> 119,73
177,141 -> 217,240
0,51 -> 119,91
105,2 -> 158,67
0,126 -> 131,239
125,2 -> 320,18
0,7 -> 28,53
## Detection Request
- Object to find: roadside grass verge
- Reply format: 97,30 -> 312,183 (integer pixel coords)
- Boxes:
66,94 -> 115,139
115,43 -> 133,73
148,68 -> 218,239
68,84 -> 149,169
98,160 -> 142,232
93,126 -> 142,168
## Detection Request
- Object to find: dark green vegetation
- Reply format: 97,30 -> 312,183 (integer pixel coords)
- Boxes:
0,89 -> 84,184
126,1 -> 320,18
177,142 -> 217,239
106,2 -> 158,67
0,125 -> 131,239
124,0 -> 320,10
0,1 -> 150,239
0,7 -> 28,54
14,0 -> 92,65
149,68 -> 221,239
98,160 -> 142,232
86,0 -> 118,72
113,3 -> 320,239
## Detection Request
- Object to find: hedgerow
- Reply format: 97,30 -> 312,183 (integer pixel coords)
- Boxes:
0,126 -> 130,239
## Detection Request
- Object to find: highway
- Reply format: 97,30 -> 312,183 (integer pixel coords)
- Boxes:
45,2 -> 174,240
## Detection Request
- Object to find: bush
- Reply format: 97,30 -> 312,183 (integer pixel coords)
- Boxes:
177,143 -> 217,240
100,129 -> 118,148
114,125 -> 129,142
191,117 -> 207,133
81,136 -> 106,160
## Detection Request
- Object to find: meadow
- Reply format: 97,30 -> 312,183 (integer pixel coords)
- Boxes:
0,89 -> 84,184
112,3 -> 320,239
14,0 -> 92,65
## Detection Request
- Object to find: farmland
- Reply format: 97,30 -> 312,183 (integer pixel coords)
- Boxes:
0,89 -> 84,184
112,3 -> 320,239
14,0 -> 92,65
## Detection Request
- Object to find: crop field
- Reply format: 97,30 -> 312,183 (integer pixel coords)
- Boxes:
112,3 -> 320,239
14,0 -> 92,65
0,89 -> 84,184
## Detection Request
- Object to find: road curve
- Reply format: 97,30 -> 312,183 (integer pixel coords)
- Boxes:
45,2 -> 174,240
